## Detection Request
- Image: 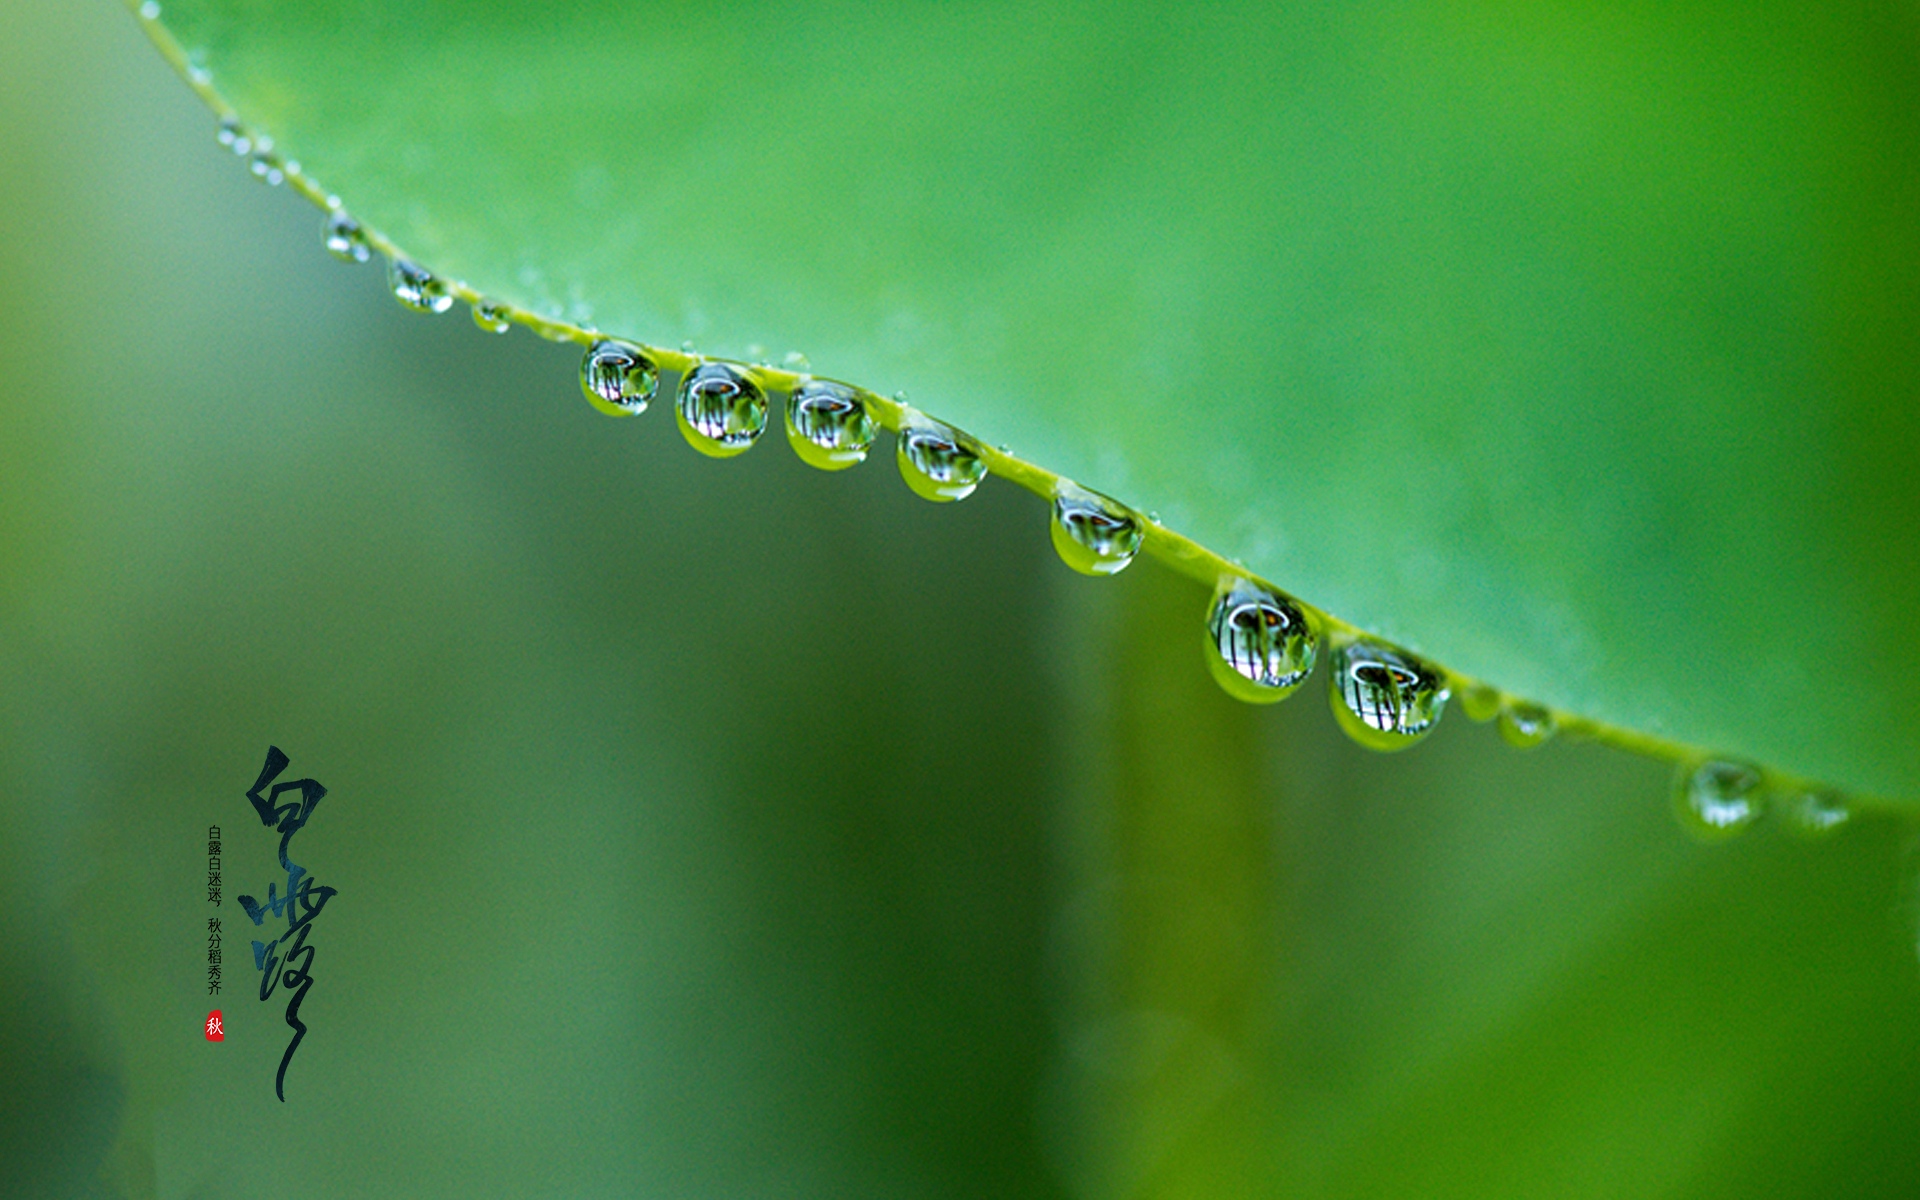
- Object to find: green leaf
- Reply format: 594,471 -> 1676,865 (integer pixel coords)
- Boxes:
144,0 -> 1919,802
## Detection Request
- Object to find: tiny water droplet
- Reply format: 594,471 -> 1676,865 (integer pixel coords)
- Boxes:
217,118 -> 249,155
1673,760 -> 1764,841
537,323 -> 577,343
783,351 -> 810,370
1051,483 -> 1143,576
1330,639 -> 1449,751
1458,684 -> 1501,723
579,339 -> 657,417
1204,578 -> 1317,703
249,153 -> 284,186
676,362 -> 768,457
896,413 -> 986,502
187,65 -> 211,86
1782,791 -> 1851,838
387,258 -> 452,314
785,380 -> 875,471
139,1 -> 161,20
1497,699 -> 1556,749
680,340 -> 696,353
471,301 -> 511,334
322,211 -> 370,263
1148,511 -> 1162,524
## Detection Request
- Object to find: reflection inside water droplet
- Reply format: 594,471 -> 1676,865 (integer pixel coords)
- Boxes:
785,380 -> 875,471
1674,760 -> 1763,840
387,258 -> 452,314
1051,483 -> 1143,576
579,339 -> 657,417
471,301 -> 511,334
1204,578 -> 1317,703
676,362 -> 768,457
896,413 -> 986,502
322,211 -> 370,263
1330,639 -> 1448,751
1497,700 -> 1555,749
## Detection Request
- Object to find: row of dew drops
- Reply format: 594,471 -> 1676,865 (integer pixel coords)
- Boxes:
213,110 -> 1855,845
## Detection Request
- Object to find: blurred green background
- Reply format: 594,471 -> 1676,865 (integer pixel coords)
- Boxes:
3,2 -> 1920,1198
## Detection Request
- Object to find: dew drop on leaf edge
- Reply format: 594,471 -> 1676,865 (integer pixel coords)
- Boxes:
1458,683 -> 1501,723
322,210 -> 370,263
1673,759 -> 1764,841
785,380 -> 875,471
579,338 -> 658,417
1782,790 -> 1851,839
387,258 -> 452,314
1497,699 -> 1556,749
1330,638 -> 1449,751
896,412 -> 986,502
1052,482 -> 1144,576
676,362 -> 768,458
1204,578 -> 1318,704
471,300 -> 511,334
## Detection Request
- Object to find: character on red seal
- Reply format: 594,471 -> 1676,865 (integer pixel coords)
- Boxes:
205,1010 -> 225,1041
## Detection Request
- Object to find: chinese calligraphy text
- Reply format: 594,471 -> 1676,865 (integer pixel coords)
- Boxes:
236,746 -> 337,1102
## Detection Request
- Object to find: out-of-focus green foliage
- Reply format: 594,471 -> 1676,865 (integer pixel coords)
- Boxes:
153,0 -> 1920,801
2,4 -> 1918,1199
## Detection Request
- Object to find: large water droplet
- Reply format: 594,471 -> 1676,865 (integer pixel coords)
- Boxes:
1330,639 -> 1449,751
1052,483 -> 1143,576
676,362 -> 768,457
1204,579 -> 1318,703
785,380 -> 875,471
322,211 -> 370,263
1497,699 -> 1556,749
579,339 -> 657,417
387,258 -> 452,314
896,412 -> 986,502
1673,760 -> 1764,841
1782,790 -> 1851,839
471,301 -> 511,334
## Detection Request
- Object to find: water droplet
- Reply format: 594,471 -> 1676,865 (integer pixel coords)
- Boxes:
680,340 -> 696,353
217,118 -> 249,155
471,301 -> 511,334
139,1 -> 161,20
1673,760 -> 1764,841
538,323 -> 577,343
896,413 -> 986,502
1497,699 -> 1555,749
676,362 -> 768,457
387,258 -> 452,314
322,211 -> 370,263
1204,578 -> 1318,703
785,380 -> 875,471
248,153 -> 284,185
1330,639 -> 1449,751
1782,791 -> 1851,838
579,339 -> 657,417
782,351 -> 811,370
1458,684 -> 1501,723
1051,483 -> 1143,576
